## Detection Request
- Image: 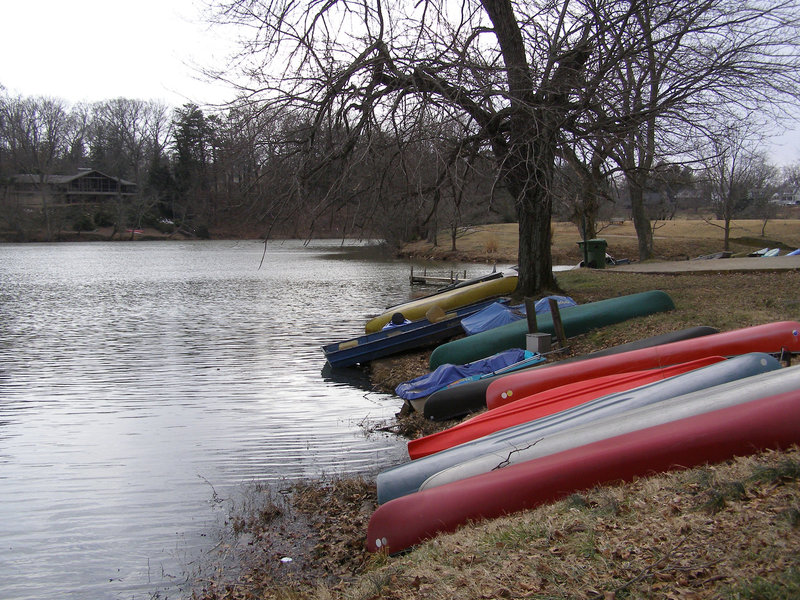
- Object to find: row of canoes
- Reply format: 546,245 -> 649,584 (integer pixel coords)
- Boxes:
324,269 -> 678,382
369,374 -> 800,553
368,320 -> 800,554
322,269 -> 520,368
323,270 -> 800,556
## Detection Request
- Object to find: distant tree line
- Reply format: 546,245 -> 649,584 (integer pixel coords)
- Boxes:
0,91 -> 519,242
2,89 -> 798,247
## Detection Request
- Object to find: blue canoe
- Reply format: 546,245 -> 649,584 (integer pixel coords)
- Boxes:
323,298 -> 505,368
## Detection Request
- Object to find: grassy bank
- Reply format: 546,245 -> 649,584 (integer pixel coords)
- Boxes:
398,218 -> 800,264
194,266 -> 800,600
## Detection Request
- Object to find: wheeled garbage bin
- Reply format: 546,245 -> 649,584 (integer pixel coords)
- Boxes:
577,238 -> 608,268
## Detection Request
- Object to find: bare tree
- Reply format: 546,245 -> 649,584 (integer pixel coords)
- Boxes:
209,0 -> 800,294
89,98 -> 171,235
697,120 -> 775,250
580,0 -> 800,260
0,94 -> 77,238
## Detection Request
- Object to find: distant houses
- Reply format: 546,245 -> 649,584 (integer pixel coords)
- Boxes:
770,188 -> 800,206
6,169 -> 137,208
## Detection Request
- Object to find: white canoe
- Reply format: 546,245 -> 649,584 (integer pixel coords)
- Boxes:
420,362 -> 800,491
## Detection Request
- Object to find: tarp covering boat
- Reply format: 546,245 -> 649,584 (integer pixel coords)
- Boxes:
460,295 -> 576,336
395,349 -> 542,401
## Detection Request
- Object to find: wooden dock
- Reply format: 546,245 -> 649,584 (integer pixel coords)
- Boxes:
410,266 -> 468,286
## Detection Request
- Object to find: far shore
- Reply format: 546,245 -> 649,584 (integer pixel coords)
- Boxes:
6,218 -> 800,269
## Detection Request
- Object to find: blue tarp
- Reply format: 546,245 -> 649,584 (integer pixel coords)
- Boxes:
395,349 -> 535,401
460,295 -> 577,335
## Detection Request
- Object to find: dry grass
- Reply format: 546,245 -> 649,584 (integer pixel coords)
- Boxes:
346,448 -> 800,600
195,446 -> 800,600
400,218 -> 800,264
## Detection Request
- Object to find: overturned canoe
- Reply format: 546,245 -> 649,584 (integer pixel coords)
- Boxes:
429,290 -> 675,370
365,270 -> 518,333
367,384 -> 800,554
376,353 -> 779,504
486,320 -> 800,410
421,325 -> 719,421
421,363 -> 800,491
408,355 -> 724,459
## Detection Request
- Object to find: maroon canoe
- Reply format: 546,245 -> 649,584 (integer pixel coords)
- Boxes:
367,389 -> 800,554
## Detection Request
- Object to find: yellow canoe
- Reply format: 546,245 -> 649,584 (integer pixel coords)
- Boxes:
365,271 -> 518,333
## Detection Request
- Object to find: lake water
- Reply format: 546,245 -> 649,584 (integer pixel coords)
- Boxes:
0,240 -> 498,600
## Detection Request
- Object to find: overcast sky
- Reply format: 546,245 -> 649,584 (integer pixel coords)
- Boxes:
2,0 -> 799,164
0,0 -> 236,106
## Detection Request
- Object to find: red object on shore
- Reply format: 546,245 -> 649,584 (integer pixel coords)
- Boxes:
367,389 -> 800,555
485,321 -> 800,411
407,356 -> 724,460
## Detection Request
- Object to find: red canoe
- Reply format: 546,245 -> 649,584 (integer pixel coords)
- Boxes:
367,389 -> 800,554
407,355 -> 724,460
485,321 -> 800,410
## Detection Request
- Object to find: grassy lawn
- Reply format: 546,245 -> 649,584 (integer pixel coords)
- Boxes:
400,218 -> 800,264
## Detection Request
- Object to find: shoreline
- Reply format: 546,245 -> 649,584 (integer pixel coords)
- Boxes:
193,265 -> 800,599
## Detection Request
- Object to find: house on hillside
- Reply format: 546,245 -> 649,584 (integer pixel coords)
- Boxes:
6,169 -> 137,208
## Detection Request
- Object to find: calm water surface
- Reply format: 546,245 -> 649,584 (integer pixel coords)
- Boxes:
0,240 -> 492,599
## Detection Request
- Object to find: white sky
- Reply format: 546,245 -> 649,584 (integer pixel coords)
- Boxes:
0,0 -> 237,107
1,0 -> 799,164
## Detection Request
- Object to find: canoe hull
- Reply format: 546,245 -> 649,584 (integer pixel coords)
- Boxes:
486,320 -> 800,410
409,355 -> 725,459
368,388 -> 800,554
365,273 -> 518,333
421,363 -> 800,490
323,298 -> 501,368
429,290 -> 676,370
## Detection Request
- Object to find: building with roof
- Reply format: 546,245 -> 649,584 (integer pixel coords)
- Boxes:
7,169 -> 137,208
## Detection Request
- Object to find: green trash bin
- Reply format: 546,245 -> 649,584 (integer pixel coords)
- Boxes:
577,238 -> 608,269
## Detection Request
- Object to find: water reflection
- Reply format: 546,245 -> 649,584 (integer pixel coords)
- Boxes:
0,240 -> 494,600
320,362 -> 375,390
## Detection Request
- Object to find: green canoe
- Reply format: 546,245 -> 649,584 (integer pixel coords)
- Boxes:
429,290 -> 675,370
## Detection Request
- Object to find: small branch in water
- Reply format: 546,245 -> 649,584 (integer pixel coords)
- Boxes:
198,474 -> 226,505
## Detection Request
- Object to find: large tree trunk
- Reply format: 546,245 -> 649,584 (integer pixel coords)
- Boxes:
723,217 -> 731,251
504,136 -> 557,296
481,0 -> 558,297
517,188 -> 556,295
628,182 -> 654,260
